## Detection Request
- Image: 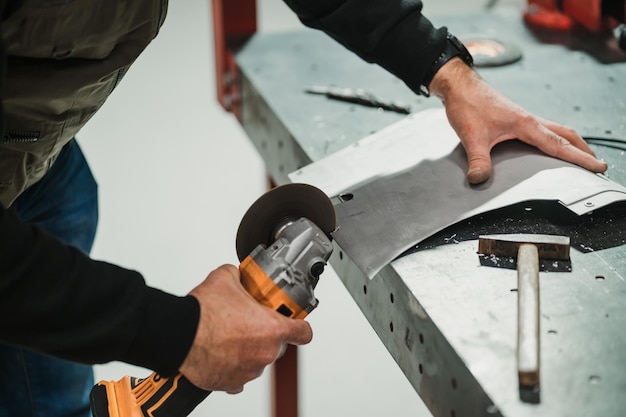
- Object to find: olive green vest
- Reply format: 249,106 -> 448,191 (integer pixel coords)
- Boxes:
1,0 -> 168,207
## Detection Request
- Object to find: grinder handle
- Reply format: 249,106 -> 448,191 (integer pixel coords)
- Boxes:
90,373 -> 210,417
90,257 -> 306,417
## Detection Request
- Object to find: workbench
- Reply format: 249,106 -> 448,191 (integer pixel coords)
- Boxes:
232,6 -> 626,417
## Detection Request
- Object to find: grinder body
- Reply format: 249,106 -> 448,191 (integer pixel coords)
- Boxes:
241,217 -> 332,319
90,216 -> 333,417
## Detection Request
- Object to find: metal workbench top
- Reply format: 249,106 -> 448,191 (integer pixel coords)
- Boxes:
235,6 -> 626,417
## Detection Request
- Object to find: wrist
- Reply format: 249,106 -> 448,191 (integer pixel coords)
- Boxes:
420,34 -> 474,97
429,57 -> 478,101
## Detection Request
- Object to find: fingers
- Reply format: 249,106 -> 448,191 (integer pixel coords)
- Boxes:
227,387 -> 244,395
218,262 -> 314,346
462,139 -> 493,185
183,262 -> 314,393
282,318 -> 313,346
546,132 -> 608,173
459,117 -> 608,185
521,121 -> 608,174
191,263 -> 240,293
212,263 -> 241,281
538,118 -> 596,156
466,155 -> 492,185
214,263 -> 314,346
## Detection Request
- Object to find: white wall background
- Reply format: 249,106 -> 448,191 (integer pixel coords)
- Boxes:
81,1 -> 517,415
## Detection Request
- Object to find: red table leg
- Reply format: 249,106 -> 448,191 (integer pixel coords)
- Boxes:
272,345 -> 299,417
211,4 -> 301,415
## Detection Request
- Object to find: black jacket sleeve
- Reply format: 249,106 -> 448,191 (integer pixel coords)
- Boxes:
283,0 -> 449,95
0,3 -> 198,376
0,204 -> 200,377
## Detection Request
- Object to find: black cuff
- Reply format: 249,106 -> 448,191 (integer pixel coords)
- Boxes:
120,289 -> 200,377
419,33 -> 474,96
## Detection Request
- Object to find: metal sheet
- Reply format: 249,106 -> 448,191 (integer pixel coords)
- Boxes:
291,109 -> 626,278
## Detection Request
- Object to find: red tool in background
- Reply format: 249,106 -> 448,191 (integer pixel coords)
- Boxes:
523,0 -> 626,49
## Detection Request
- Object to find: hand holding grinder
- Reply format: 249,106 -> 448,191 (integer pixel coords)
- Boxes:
90,183 -> 336,417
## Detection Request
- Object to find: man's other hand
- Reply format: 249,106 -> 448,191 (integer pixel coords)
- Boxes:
429,58 -> 608,184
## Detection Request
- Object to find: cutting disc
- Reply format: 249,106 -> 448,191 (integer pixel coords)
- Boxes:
235,183 -> 336,262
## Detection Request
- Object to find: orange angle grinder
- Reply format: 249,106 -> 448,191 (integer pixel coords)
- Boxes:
89,183 -> 336,417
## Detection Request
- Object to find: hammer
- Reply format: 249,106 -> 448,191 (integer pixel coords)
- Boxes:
478,233 -> 570,388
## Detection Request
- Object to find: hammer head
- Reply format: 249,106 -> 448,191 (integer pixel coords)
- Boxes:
478,233 -> 570,260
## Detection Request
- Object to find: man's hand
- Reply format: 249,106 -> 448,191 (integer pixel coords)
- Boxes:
429,58 -> 608,184
179,264 -> 313,393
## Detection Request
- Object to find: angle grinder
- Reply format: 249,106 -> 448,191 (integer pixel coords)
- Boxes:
89,183 -> 336,417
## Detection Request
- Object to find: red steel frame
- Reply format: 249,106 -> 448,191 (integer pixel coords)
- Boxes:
211,2 -> 301,417
211,0 -> 256,119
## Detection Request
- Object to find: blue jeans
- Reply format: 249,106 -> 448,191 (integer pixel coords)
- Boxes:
0,139 -> 98,417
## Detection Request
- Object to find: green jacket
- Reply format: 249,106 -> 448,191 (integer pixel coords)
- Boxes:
1,0 -> 167,207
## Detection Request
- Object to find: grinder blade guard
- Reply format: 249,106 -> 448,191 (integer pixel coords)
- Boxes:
236,183 -> 336,318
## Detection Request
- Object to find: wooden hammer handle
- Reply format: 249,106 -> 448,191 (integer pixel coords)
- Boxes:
517,243 -> 540,387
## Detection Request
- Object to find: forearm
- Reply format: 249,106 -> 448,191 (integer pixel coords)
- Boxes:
0,205 -> 199,376
283,0 -> 448,94
0,6 -> 198,375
